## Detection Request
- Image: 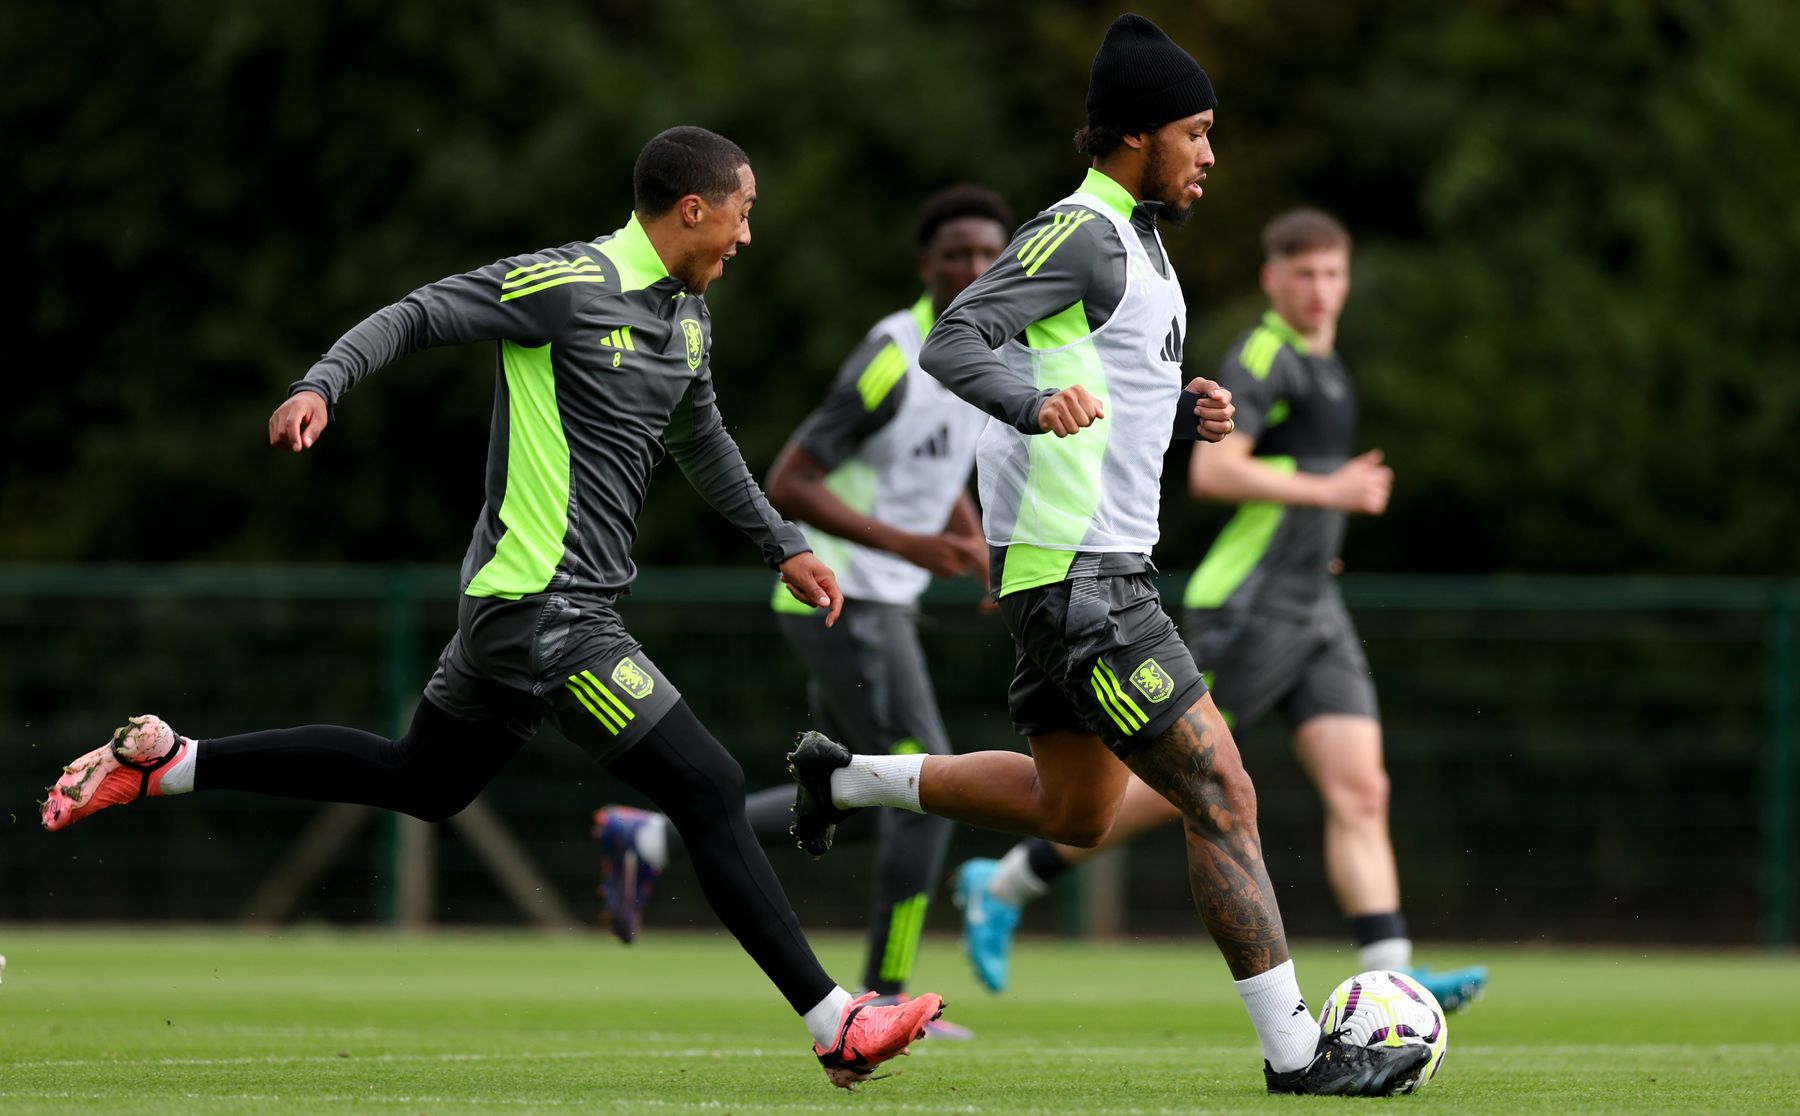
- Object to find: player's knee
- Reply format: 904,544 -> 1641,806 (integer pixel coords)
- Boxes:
672,742 -> 747,813
1046,823 -> 1108,848
1043,804 -> 1116,848
1329,767 -> 1389,824
380,733 -> 483,822
707,751 -> 747,803
1178,760 -> 1258,834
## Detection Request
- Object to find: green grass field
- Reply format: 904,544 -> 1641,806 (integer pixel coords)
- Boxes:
1,928 -> 1795,1114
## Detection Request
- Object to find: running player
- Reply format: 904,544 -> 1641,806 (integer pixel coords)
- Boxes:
954,208 -> 1488,1013
786,15 -> 1427,1096
38,126 -> 942,1091
592,186 -> 1009,1034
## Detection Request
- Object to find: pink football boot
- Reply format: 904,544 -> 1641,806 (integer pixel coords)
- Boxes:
41,716 -> 189,831
813,990 -> 945,1089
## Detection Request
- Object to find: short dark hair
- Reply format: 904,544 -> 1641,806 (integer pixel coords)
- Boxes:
1262,208 -> 1352,260
914,184 -> 1014,247
1073,122 -> 1154,158
633,126 -> 749,217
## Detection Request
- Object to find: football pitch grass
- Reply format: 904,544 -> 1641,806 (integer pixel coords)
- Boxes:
1,928 -> 1795,1114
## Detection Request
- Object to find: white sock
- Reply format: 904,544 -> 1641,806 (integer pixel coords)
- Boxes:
157,738 -> 198,795
1358,937 -> 1412,972
1235,959 -> 1321,1073
635,813 -> 670,871
828,754 -> 925,812
802,986 -> 854,1048
987,842 -> 1052,907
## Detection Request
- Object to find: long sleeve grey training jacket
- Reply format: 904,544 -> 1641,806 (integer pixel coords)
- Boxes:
292,213 -> 808,601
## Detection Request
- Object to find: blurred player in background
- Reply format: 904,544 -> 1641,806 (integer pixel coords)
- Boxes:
956,208 -> 1488,1014
37,125 -> 943,1091
592,185 -> 1010,1038
786,14 -> 1427,1096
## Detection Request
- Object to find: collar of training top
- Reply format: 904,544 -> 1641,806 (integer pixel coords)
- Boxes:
602,213 -> 675,290
1078,166 -> 1139,221
910,293 -> 936,336
1260,308 -> 1310,355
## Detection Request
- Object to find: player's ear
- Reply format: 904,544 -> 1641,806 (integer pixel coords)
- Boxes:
679,195 -> 704,228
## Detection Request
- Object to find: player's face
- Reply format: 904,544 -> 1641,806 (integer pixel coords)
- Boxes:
918,217 -> 1008,309
1263,246 -> 1351,335
1141,111 -> 1215,229
682,163 -> 756,294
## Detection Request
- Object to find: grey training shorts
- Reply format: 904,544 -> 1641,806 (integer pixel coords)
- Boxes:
1182,596 -> 1379,733
424,591 -> 682,764
998,572 -> 1207,756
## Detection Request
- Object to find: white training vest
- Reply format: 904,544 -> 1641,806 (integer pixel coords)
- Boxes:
977,191 -> 1188,563
800,302 -> 989,606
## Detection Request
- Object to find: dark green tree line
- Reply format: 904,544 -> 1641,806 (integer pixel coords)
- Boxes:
4,0 -> 1794,575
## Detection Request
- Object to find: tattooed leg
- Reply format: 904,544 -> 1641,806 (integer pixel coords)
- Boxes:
1122,692 -> 1290,979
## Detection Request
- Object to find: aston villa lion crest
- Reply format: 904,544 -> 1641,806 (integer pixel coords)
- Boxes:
1131,658 -> 1176,703
682,319 -> 704,370
611,656 -> 655,700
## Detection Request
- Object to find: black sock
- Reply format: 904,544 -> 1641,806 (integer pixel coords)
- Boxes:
608,701 -> 835,1014
196,697 -> 526,822
1349,911 -> 1409,947
1026,837 -> 1075,884
860,807 -> 954,996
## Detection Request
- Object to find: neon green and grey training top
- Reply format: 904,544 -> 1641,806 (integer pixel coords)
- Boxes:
291,214 -> 808,601
1183,311 -> 1359,619
919,167 -> 1196,598
770,295 -> 988,611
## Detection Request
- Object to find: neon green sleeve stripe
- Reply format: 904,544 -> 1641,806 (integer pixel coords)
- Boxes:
499,273 -> 608,303
1022,212 -> 1095,277
1015,214 -> 1067,266
855,342 -> 907,411
502,256 -> 596,284
506,255 -> 593,280
500,263 -> 600,291
1241,328 -> 1284,380
1182,456 -> 1298,609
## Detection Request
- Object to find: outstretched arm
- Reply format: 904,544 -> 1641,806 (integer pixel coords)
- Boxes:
272,243 -> 600,451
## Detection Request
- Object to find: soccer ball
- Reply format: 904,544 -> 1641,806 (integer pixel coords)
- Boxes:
1317,969 -> 1448,1091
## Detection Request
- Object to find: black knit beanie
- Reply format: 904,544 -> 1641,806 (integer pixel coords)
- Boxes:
1086,13 -> 1216,129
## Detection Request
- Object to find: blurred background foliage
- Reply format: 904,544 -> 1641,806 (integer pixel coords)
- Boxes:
5,0 -> 1796,575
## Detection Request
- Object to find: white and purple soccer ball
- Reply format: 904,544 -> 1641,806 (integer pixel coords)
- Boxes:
1317,969 -> 1448,1091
